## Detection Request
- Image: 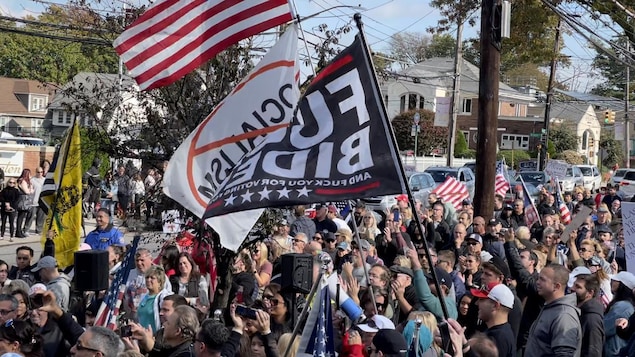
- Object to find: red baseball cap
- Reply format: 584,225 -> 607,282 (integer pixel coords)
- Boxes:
395,194 -> 408,202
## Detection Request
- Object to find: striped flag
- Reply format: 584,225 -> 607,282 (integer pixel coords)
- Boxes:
113,0 -> 293,91
39,130 -> 72,214
519,176 -> 541,227
94,236 -> 140,329
432,176 -> 470,210
555,183 -> 571,224
303,287 -> 335,357
495,161 -> 510,197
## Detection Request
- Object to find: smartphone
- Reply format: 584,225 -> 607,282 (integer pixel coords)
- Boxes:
438,321 -> 455,355
235,304 -> 258,320
31,294 -> 43,309
120,325 -> 132,338
393,209 -> 400,222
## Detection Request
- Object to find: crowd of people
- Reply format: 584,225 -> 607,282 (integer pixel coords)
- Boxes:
0,173 -> 633,357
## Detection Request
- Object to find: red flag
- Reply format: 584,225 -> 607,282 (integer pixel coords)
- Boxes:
495,161 -> 510,197
432,176 -> 469,211
114,0 -> 293,90
555,183 -> 571,224
519,176 -> 541,227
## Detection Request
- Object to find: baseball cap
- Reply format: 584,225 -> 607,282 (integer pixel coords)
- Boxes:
358,315 -> 396,332
596,224 -> 612,234
372,329 -> 407,354
327,205 -> 338,214
324,232 -> 336,242
352,239 -> 371,251
470,282 -> 514,309
31,256 -> 57,272
466,233 -> 482,244
462,198 -> 472,206
395,194 -> 409,202
567,266 -> 592,288
425,267 -> 452,290
612,271 -> 635,290
390,265 -> 414,278
488,218 -> 501,226
503,204 -> 513,210
336,242 -> 350,251
315,203 -> 327,210
485,256 -> 511,280
597,206 -> 610,213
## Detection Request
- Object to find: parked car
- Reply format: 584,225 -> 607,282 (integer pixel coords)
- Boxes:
425,166 -> 476,199
559,166 -> 585,193
409,172 -> 437,205
617,169 -> 635,199
463,161 -> 513,183
517,171 -> 550,186
609,168 -> 630,187
575,164 -> 602,191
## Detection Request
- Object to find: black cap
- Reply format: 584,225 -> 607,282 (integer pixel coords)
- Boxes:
503,204 -> 513,210
390,265 -> 414,278
462,198 -> 472,205
596,224 -> 612,234
485,256 -> 511,280
372,329 -> 407,355
324,232 -> 336,242
488,218 -> 501,226
425,267 -> 453,290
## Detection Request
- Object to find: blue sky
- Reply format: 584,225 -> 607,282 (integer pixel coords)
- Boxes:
2,0 -> 605,92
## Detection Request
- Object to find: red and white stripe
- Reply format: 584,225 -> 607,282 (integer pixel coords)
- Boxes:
555,184 -> 571,224
95,285 -> 126,330
114,0 -> 293,90
495,161 -> 510,197
432,176 -> 470,210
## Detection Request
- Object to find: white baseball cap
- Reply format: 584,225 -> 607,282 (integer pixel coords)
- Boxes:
568,266 -> 592,288
471,282 -> 514,309
357,315 -> 395,333
612,271 -> 635,290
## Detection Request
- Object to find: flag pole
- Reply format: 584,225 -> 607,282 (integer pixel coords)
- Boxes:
45,117 -> 79,234
282,270 -> 324,357
353,14 -> 451,321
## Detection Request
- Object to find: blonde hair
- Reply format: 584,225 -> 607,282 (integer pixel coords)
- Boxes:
254,241 -> 269,268
420,311 -> 441,355
277,333 -> 300,357
336,228 -> 353,243
393,255 -> 412,268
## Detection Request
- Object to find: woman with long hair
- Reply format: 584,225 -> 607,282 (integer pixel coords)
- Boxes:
11,290 -> 30,321
358,212 -> 380,241
169,252 -> 208,306
262,283 -> 292,341
15,169 -> 33,238
604,273 -> 635,356
161,245 -> 180,278
251,242 -> 272,289
0,319 -> 43,357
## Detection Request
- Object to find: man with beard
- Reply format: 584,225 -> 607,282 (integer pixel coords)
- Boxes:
570,272 -> 604,356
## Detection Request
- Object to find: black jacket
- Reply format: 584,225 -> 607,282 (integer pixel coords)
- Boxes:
229,271 -> 256,306
40,318 -> 70,357
149,340 -> 194,357
579,298 -> 605,357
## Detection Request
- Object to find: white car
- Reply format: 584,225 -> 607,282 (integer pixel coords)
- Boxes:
559,166 -> 585,193
609,168 -> 629,187
618,169 -> 635,199
575,165 -> 602,191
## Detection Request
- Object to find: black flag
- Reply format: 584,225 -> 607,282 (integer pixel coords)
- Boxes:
203,33 -> 407,219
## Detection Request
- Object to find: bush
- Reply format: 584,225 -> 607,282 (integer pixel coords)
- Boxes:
554,150 -> 584,164
497,150 -> 531,167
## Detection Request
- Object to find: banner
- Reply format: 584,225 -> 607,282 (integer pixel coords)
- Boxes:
622,202 -> 635,274
204,33 -> 407,218
163,25 -> 299,251
434,96 -> 451,127
42,122 -> 82,267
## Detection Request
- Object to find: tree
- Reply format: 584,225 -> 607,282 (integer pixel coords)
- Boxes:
600,131 -> 624,168
590,36 -> 632,98
391,110 -> 448,155
549,126 -> 579,153
388,32 -> 456,68
554,150 -> 584,164
454,130 -> 469,157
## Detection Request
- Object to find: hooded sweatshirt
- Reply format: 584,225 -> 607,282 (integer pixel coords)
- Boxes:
579,297 -> 605,357
524,293 -> 582,357
47,274 -> 72,311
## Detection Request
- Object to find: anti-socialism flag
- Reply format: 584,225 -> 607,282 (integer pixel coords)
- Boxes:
495,161 -> 510,197
431,176 -> 469,211
113,0 -> 293,90
555,183 -> 571,224
163,25 -> 299,251
519,176 -> 541,227
41,121 -> 83,268
203,32 -> 407,218
298,286 -> 335,357
94,236 -> 140,330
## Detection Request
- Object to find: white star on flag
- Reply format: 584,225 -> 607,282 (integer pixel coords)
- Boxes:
224,194 -> 237,206
258,187 -> 272,200
297,186 -> 311,197
277,187 -> 291,198
241,190 -> 253,203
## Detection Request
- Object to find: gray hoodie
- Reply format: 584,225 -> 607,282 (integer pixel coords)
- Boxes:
524,293 -> 582,357
47,274 -> 71,312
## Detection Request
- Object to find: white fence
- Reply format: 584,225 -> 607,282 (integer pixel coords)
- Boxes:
400,155 -> 474,172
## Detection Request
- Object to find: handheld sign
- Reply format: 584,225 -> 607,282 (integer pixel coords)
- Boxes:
560,205 -> 592,243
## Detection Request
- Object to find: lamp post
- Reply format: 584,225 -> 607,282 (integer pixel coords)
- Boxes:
413,113 -> 421,170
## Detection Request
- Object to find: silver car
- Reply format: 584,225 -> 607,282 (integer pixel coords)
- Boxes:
409,172 -> 437,205
424,166 -> 476,199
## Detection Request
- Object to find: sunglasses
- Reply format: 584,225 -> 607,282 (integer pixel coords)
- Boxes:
466,242 -> 479,246
579,248 -> 589,252
292,239 -> 305,244
263,295 -> 280,307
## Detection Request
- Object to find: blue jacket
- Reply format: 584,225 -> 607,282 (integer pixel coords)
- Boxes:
85,225 -> 125,250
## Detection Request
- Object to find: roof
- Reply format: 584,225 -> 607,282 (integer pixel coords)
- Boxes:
399,57 -> 535,102
49,72 -> 137,109
0,77 -> 55,116
554,89 -> 627,111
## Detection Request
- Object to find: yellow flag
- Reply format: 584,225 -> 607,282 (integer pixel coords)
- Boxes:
42,122 -> 82,268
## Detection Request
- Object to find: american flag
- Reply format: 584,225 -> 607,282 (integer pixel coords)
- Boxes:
431,176 -> 470,211
113,0 -> 293,90
554,183 -> 571,224
519,176 -> 541,227
495,161 -> 510,197
94,236 -> 140,330
304,287 -> 335,357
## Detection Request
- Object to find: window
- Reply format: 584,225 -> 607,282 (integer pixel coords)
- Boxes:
399,93 -> 425,113
30,96 -> 47,112
462,99 -> 472,114
582,131 -> 588,150
66,113 -> 72,124
500,134 -> 529,150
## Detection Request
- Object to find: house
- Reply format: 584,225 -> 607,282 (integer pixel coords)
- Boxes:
0,77 -> 54,137
46,72 -> 148,139
547,103 -> 602,165
380,57 -> 540,153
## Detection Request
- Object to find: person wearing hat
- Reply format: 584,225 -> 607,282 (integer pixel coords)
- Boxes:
596,223 -> 613,245
322,232 -> 338,261
498,204 -> 518,230
369,329 -> 407,357
570,273 -> 605,357
387,264 -> 422,325
313,203 -> 338,234
470,282 -> 516,357
481,218 -> 505,260
327,204 -> 348,230
31,256 -> 71,312
604,271 -> 635,356
403,246 -> 457,321
525,264 -> 581,357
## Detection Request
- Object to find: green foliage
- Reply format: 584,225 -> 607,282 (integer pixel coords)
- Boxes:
454,130 -> 469,157
600,131 -> 624,167
554,150 -> 584,164
549,126 -> 579,153
590,37 -> 631,99
391,110 -> 448,155
79,127 -> 113,175
497,150 -> 531,169
547,140 -> 556,159
388,32 -> 456,67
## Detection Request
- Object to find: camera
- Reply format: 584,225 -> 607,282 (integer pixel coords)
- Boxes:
31,294 -> 44,309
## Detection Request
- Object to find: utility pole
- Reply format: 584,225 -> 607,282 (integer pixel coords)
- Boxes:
474,0 -> 499,220
541,19 -> 561,171
626,40 -> 631,168
447,19 -> 464,167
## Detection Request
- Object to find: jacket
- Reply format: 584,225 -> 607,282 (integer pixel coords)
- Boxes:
412,268 -> 457,321
84,224 -> 125,250
605,300 -> 635,357
148,340 -> 194,357
47,274 -> 71,312
525,293 -> 582,357
579,298 -> 605,357
290,216 -> 316,239
40,317 -> 70,357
